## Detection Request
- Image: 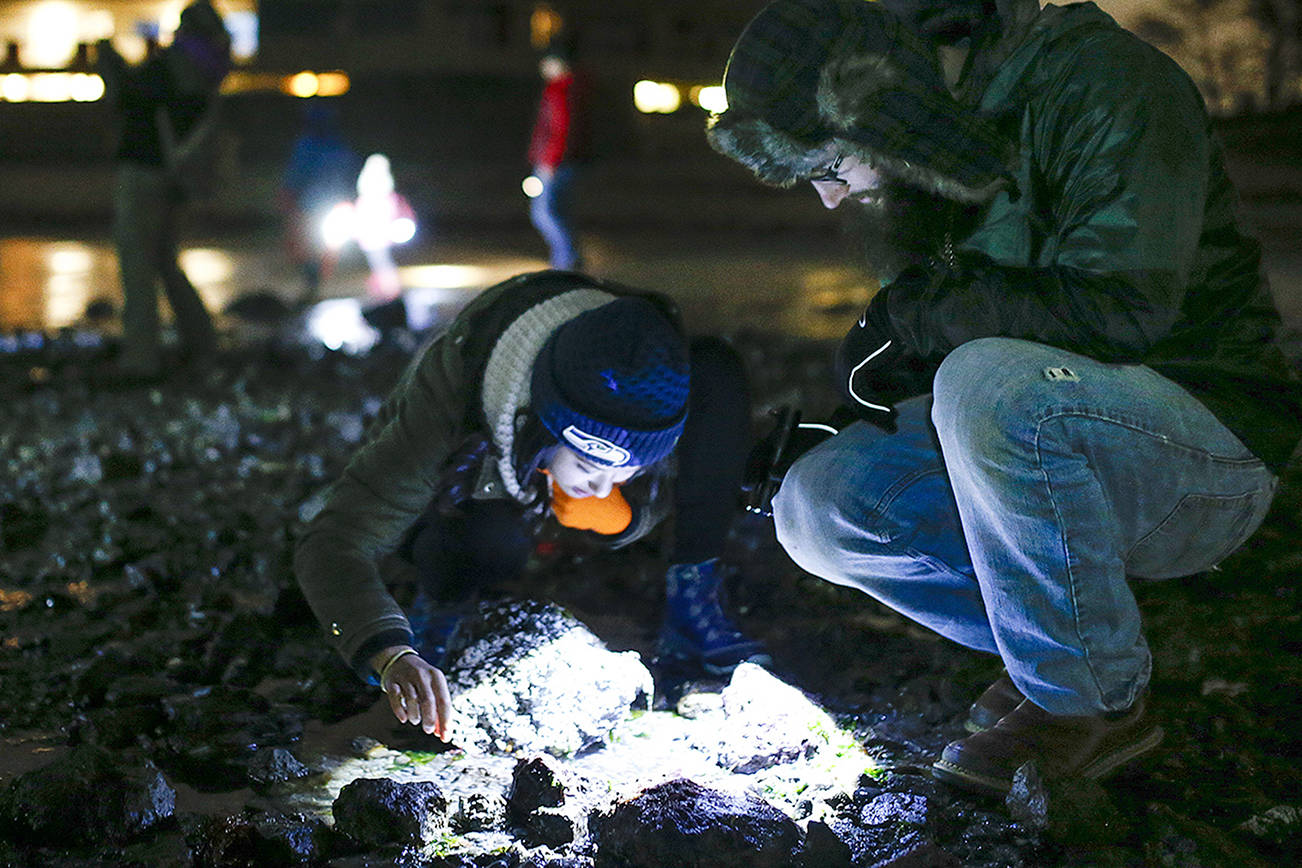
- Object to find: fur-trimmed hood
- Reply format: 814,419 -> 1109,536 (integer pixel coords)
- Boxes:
707,0 -> 1028,202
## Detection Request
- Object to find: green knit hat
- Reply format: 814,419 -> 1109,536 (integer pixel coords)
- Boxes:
707,0 -> 1011,202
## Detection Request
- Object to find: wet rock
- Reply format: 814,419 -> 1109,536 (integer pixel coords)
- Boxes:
1144,803 -> 1269,866
1238,803 -> 1302,849
154,686 -> 306,790
189,811 -> 330,867
446,599 -> 652,757
860,791 -> 931,828
452,791 -> 509,833
1005,762 -> 1049,833
0,743 -> 175,846
79,700 -> 170,749
869,838 -> 961,867
812,816 -> 921,868
799,819 -> 853,868
591,778 -> 800,868
507,757 -> 579,848
247,746 -> 312,788
202,610 -> 278,686
1006,763 -> 1126,846
507,757 -> 567,819
715,662 -> 838,773
332,777 -> 449,849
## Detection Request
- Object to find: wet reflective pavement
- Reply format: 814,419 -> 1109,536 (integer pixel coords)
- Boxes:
0,226 -> 880,347
3,221 -> 1300,351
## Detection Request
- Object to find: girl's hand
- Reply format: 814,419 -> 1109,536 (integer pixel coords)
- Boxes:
373,646 -> 453,740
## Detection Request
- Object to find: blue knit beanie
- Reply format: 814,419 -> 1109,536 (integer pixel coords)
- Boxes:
531,298 -> 690,468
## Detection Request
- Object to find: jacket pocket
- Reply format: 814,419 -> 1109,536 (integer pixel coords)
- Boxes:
1126,491 -> 1268,579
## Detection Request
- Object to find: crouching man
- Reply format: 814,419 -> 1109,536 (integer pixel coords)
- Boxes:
707,0 -> 1301,794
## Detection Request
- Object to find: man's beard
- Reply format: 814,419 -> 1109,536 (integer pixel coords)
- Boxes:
846,178 -> 979,284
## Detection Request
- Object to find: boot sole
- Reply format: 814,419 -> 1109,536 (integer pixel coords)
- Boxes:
932,724 -> 1165,796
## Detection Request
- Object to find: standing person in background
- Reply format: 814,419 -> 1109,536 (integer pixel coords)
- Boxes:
351,153 -> 416,306
278,101 -> 360,305
527,37 -> 591,271
95,0 -> 231,384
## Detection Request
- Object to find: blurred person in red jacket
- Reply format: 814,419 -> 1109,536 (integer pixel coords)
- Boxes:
527,37 -> 591,270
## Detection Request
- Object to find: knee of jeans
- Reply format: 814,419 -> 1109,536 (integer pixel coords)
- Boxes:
932,337 -> 1042,452
772,451 -> 857,578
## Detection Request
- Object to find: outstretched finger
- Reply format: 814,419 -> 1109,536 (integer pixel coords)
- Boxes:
400,681 -> 423,725
385,677 -> 408,724
431,668 -> 453,741
416,679 -> 439,736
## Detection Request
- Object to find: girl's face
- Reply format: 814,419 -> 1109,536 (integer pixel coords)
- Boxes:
546,446 -> 640,499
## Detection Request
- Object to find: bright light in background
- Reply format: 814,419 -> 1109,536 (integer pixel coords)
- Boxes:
390,217 -> 416,245
633,80 -> 681,114
82,9 -> 113,41
398,264 -> 491,290
158,2 -> 183,41
285,71 -> 350,98
25,2 -> 78,68
44,243 -> 95,328
307,298 -> 379,354
691,84 -> 728,113
1,74 -> 30,101
0,73 -> 106,102
314,72 -> 350,96
321,202 -> 355,250
48,247 -> 92,274
68,73 -> 104,100
224,9 -> 258,61
287,71 -> 319,98
522,175 -> 543,198
28,73 -> 71,101
529,2 -> 563,51
178,248 -> 234,285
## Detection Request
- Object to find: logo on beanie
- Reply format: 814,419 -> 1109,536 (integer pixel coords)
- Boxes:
562,425 -> 632,467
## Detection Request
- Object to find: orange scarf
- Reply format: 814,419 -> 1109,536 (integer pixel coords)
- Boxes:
546,474 -> 632,535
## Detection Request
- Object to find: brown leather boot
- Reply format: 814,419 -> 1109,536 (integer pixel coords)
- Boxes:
965,673 -> 1025,733
934,692 -> 1164,796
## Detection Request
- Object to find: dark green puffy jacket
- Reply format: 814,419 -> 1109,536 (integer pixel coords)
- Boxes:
870,2 -> 1302,470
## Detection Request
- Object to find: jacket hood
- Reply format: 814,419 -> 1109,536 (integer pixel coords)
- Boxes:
707,0 -> 1017,202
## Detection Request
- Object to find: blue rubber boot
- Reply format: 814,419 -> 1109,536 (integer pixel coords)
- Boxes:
658,559 -> 770,675
405,592 -> 465,670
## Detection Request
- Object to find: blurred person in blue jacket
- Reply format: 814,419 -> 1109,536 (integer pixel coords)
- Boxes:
278,101 -> 361,304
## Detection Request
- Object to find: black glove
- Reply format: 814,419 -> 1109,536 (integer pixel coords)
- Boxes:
741,406 -> 840,517
833,303 -> 906,433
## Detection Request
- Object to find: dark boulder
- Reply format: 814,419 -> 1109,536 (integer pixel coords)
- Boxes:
0,743 -> 175,846
592,777 -> 800,868
332,777 -> 449,849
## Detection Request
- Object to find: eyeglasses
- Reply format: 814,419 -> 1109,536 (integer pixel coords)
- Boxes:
809,153 -> 846,184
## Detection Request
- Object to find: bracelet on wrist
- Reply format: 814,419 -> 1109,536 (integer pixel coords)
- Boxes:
377,647 -> 418,685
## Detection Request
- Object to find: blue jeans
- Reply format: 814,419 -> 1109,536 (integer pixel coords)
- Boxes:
529,163 -> 581,269
774,338 -> 1277,715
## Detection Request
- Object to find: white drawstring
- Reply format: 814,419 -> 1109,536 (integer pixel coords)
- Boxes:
847,339 -> 894,413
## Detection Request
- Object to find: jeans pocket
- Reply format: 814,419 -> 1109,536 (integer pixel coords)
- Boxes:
1126,491 -> 1264,579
